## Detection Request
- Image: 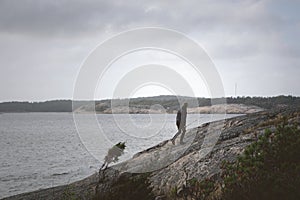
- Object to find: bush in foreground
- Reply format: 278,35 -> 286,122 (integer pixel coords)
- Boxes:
221,122 -> 300,200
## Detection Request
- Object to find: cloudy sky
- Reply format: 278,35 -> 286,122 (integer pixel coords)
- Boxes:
0,0 -> 299,101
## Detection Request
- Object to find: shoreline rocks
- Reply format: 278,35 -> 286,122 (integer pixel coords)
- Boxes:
75,103 -> 263,114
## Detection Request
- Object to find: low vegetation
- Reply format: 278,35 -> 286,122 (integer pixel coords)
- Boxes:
94,173 -> 154,200
220,122 -> 300,200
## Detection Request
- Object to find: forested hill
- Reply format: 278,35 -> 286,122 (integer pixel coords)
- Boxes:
0,96 -> 299,113
0,100 -> 86,112
226,95 -> 300,109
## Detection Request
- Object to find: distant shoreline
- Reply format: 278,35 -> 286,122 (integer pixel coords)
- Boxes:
0,95 -> 299,113
0,103 -> 262,115
74,104 -> 263,114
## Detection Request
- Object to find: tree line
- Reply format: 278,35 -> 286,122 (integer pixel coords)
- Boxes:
0,95 -> 299,112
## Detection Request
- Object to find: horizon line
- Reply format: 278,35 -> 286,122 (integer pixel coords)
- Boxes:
0,94 -> 299,104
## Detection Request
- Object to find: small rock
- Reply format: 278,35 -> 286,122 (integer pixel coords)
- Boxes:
155,195 -> 166,200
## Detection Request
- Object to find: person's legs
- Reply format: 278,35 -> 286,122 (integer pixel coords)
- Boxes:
179,128 -> 186,144
172,129 -> 181,144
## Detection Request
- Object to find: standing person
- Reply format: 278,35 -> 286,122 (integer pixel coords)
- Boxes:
172,103 -> 188,145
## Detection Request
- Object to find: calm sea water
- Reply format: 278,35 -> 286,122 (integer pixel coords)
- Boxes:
0,113 -> 239,198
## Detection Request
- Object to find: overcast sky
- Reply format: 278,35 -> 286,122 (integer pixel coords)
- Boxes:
0,0 -> 299,101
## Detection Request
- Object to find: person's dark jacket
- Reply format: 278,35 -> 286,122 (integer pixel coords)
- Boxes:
176,110 -> 181,129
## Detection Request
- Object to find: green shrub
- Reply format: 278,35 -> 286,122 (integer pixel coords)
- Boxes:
221,123 -> 300,200
94,173 -> 154,200
188,178 -> 215,200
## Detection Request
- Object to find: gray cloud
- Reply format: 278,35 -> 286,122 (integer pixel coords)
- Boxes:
0,0 -> 151,37
0,0 -> 299,101
0,1 -> 282,36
